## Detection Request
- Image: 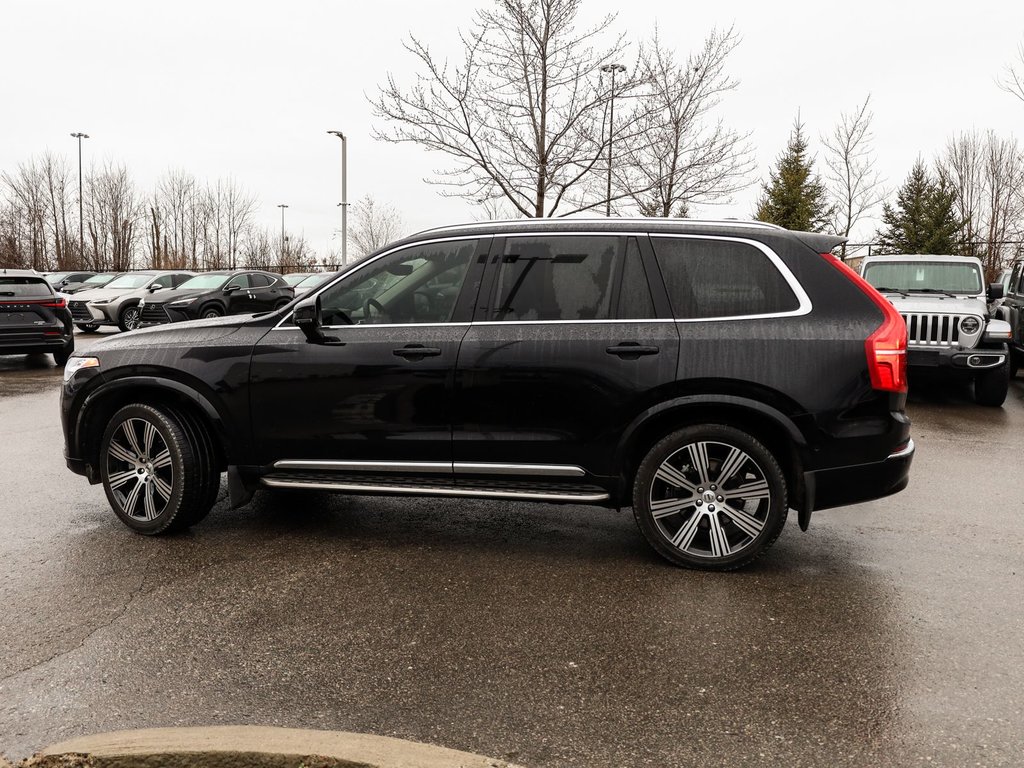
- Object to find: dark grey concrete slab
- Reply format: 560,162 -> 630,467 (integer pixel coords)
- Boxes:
1,336 -> 1022,766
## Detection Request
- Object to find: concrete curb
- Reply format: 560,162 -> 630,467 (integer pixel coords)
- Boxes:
32,727 -> 523,768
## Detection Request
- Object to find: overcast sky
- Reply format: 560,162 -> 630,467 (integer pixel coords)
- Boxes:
3,0 -> 1023,257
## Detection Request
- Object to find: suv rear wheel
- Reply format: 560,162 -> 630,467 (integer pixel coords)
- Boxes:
632,425 -> 788,570
99,404 -> 219,534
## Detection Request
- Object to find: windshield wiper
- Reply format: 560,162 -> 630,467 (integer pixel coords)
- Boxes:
911,288 -> 958,298
872,286 -> 908,297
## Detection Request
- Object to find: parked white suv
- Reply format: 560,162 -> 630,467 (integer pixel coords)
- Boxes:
67,271 -> 193,332
860,254 -> 1012,406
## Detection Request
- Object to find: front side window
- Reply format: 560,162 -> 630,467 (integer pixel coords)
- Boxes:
652,237 -> 800,319
317,239 -> 477,326
225,275 -> 250,290
492,236 -> 618,321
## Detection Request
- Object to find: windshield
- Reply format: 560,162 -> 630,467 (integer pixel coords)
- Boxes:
284,273 -> 311,285
296,273 -> 333,289
104,273 -> 157,289
83,274 -> 115,285
863,261 -> 983,294
45,273 -> 69,284
177,274 -> 230,291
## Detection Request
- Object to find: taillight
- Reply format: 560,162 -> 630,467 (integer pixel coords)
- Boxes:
43,298 -> 67,308
821,254 -> 907,393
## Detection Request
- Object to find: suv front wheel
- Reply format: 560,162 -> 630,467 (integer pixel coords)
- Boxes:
632,425 -> 788,570
975,361 -> 1009,407
100,404 -> 219,534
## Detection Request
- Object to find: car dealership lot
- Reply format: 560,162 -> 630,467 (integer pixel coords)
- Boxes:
1,331 -> 1022,766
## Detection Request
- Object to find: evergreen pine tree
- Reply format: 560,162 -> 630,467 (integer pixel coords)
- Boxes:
876,160 -> 963,254
754,117 -> 833,232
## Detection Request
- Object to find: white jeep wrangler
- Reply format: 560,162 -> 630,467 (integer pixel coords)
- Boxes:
860,254 -> 1012,406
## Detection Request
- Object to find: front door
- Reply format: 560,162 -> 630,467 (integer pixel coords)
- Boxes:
249,237 -> 487,467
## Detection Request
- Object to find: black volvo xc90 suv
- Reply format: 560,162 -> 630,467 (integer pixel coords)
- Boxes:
62,219 -> 913,569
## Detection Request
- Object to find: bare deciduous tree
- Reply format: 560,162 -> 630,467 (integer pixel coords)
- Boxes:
619,26 -> 752,218
939,130 -> 1024,278
997,42 -> 1024,103
347,195 -> 405,258
372,0 -> 642,218
85,163 -> 143,272
822,96 -> 885,256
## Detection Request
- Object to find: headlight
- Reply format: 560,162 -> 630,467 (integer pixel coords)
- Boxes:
169,298 -> 196,306
960,316 -> 981,334
89,298 -> 112,305
63,356 -> 100,382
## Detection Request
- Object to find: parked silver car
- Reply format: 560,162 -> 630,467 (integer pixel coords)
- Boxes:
67,270 -> 193,331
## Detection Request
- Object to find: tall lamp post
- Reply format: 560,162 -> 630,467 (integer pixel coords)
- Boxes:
599,64 -> 626,217
327,130 -> 348,265
277,204 -> 288,264
70,132 -> 90,262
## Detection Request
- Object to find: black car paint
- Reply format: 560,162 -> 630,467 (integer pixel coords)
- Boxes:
1,276 -> 74,360
62,220 -> 912,524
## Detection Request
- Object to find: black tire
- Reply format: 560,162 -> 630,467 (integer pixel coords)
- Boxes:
99,404 -> 215,534
118,304 -> 141,332
200,305 -> 224,319
274,299 -> 291,310
163,404 -> 222,527
53,341 -> 74,367
632,424 -> 788,571
975,361 -> 1009,407
75,323 -> 99,333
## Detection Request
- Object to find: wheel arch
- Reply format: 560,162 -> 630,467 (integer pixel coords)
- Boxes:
615,395 -> 808,523
75,376 -> 232,481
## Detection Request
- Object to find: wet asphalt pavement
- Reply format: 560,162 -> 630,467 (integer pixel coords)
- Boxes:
1,331 -> 1022,766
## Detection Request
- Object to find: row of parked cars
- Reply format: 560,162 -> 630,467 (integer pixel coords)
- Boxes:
0,267 -> 335,367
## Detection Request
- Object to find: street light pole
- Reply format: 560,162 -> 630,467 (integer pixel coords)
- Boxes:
599,65 -> 626,217
327,130 -> 348,265
70,132 -> 90,263
277,204 -> 288,264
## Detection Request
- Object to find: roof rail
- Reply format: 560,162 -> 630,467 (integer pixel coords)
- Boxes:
411,217 -> 786,238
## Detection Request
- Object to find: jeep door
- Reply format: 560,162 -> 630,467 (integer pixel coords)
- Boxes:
248,237 -> 487,465
1003,261 -> 1024,352
453,234 -> 680,483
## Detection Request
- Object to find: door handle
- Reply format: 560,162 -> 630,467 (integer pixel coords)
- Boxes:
393,345 -> 442,359
606,343 -> 659,359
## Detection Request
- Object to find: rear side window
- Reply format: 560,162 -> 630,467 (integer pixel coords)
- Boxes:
249,274 -> 272,288
492,236 -> 618,321
651,237 -> 799,319
0,277 -> 53,298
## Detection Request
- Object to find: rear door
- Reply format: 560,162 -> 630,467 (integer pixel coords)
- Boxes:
453,234 -> 679,483
1005,262 -> 1024,352
248,273 -> 288,311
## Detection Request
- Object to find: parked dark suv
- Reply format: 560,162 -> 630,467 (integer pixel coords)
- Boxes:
2,269 -> 74,365
61,220 -> 913,569
138,270 -> 293,326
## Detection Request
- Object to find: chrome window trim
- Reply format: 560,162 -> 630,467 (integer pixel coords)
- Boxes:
274,231 -> 811,329
272,460 -> 587,477
272,235 -> 485,331
650,233 -> 812,323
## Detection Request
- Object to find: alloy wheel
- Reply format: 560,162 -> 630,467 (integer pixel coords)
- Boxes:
104,417 -> 174,521
648,440 -> 772,560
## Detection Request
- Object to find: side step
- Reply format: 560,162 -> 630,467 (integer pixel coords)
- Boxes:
260,472 -> 610,503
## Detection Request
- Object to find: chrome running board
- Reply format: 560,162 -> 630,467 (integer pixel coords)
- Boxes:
260,476 -> 609,503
